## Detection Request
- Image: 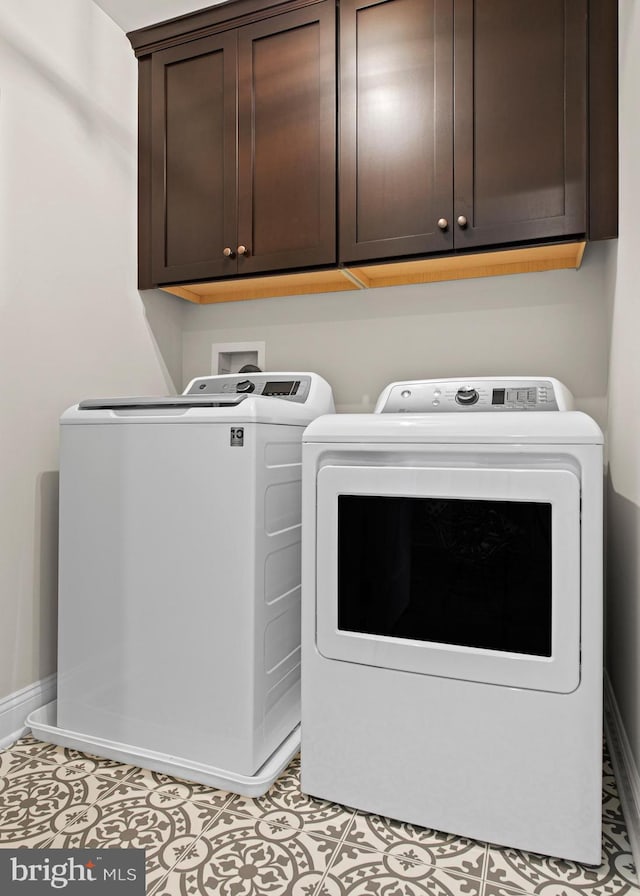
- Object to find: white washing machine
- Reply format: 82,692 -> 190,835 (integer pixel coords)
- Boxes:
32,373 -> 334,795
301,377 -> 603,863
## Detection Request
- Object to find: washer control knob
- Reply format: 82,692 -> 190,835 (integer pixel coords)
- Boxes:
455,387 -> 479,406
236,379 -> 255,393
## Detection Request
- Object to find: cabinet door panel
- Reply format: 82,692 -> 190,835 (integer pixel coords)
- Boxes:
340,0 -> 454,264
237,2 -> 336,275
454,0 -> 587,249
151,34 -> 237,284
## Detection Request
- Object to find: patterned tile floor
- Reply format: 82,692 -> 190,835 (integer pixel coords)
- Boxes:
0,734 -> 637,896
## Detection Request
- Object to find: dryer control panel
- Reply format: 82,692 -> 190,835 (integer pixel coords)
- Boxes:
184,373 -> 313,403
375,377 -> 574,413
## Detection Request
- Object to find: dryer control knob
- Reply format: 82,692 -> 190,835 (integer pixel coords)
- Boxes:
236,380 -> 255,393
455,387 -> 479,406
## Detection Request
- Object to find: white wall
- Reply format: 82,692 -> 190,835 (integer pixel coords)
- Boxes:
94,0 -> 224,33
606,0 -> 640,771
0,0 -> 624,747
0,0 -> 184,700
183,243 -> 612,427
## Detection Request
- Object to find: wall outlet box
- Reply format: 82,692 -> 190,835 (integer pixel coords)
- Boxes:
211,342 -> 266,375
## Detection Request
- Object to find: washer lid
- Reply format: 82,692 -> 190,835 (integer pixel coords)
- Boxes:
78,395 -> 247,411
63,371 -> 335,425
303,411 -> 603,444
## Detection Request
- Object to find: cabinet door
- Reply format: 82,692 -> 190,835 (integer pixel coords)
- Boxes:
151,33 -> 237,284
453,0 -> 587,249
236,2 -> 336,275
339,0 -> 454,264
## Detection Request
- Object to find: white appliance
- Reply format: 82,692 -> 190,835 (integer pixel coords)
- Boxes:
31,373 -> 334,796
301,377 -> 603,863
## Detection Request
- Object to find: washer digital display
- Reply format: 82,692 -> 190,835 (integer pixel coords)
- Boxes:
263,380 -> 297,396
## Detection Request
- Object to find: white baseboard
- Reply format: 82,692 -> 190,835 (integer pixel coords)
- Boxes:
604,671 -> 640,872
0,674 -> 57,750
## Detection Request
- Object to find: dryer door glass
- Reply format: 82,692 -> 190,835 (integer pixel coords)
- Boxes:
337,495 -> 552,657
315,464 -> 581,693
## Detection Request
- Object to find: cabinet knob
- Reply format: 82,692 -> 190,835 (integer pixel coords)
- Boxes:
223,247 -> 235,258
437,218 -> 448,231
237,245 -> 249,256
457,215 -> 468,228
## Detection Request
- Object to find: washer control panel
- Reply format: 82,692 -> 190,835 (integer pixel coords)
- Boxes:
184,373 -> 312,403
376,378 -> 573,413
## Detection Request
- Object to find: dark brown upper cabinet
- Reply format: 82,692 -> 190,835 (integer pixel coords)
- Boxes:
339,0 -> 590,265
339,0 -> 455,262
131,0 -> 616,299
144,0 -> 336,287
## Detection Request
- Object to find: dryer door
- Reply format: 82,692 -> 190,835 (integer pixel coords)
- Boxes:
316,464 -> 581,693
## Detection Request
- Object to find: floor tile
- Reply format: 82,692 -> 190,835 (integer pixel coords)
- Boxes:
604,774 -> 621,804
602,818 -> 638,878
228,755 -> 356,840
10,738 -> 135,781
318,841 -> 483,896
125,766 -> 232,810
3,733 -> 638,896
151,811 -> 340,896
0,762 -> 118,847
604,789 -> 628,827
8,735 -> 42,750
0,748 -> 43,777
44,782 -> 219,891
603,751 -> 615,779
486,820 -> 638,896
603,748 -> 619,802
344,812 -> 487,878
483,884 -> 532,896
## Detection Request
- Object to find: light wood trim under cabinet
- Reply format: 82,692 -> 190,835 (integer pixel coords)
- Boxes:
162,268 -> 360,303
160,241 -> 586,304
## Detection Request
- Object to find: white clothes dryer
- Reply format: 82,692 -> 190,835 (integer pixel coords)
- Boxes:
301,377 -> 603,863
33,373 -> 334,796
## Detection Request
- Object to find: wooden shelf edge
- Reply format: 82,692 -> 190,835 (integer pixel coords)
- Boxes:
161,269 -> 361,304
162,285 -> 203,303
347,242 -> 588,289
159,241 -> 587,305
